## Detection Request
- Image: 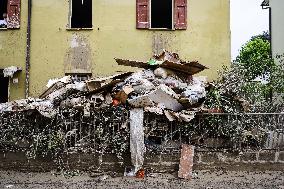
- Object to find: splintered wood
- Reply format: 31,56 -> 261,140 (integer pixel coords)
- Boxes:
178,144 -> 194,180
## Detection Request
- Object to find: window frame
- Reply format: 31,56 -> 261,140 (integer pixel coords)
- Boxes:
0,0 -> 21,30
149,0 -> 174,30
136,0 -> 187,30
67,0 -> 93,30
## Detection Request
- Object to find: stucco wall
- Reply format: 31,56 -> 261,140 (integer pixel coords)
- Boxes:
0,0 -> 27,101
1,0 -> 230,100
270,0 -> 284,62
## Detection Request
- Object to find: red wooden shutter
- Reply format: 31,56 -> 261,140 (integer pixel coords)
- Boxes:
136,0 -> 149,29
174,0 -> 187,30
7,0 -> 21,29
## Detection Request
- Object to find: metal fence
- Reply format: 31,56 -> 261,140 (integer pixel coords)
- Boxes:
0,109 -> 284,157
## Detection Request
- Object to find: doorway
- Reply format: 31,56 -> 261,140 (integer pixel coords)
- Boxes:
0,69 -> 9,103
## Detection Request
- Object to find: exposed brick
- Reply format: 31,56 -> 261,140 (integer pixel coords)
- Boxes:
258,150 -> 276,162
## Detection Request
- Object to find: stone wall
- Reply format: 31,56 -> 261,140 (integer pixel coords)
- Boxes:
1,148 -> 283,173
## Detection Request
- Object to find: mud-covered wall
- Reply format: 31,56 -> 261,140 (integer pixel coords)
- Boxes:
0,0 -> 27,101
1,0 -> 230,99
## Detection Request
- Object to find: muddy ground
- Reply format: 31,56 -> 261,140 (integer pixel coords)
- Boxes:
0,170 -> 283,189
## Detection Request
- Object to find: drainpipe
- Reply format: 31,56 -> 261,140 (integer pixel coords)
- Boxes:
25,0 -> 32,98
262,5 -> 272,57
262,4 -> 273,102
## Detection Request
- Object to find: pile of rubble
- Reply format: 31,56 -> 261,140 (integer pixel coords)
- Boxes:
0,50 -> 208,122
0,50 -> 208,180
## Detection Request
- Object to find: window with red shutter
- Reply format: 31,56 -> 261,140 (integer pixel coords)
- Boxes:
174,0 -> 187,30
136,0 -> 149,29
7,0 -> 20,29
137,0 -> 187,30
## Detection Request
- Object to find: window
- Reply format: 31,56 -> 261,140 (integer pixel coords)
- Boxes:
70,0 -> 92,29
0,0 -> 8,28
0,0 -> 21,29
136,0 -> 187,30
151,0 -> 172,29
0,69 -> 9,103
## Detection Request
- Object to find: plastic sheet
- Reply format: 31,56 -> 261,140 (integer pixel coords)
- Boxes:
130,108 -> 145,173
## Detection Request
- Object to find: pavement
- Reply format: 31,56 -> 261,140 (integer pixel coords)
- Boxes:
0,170 -> 283,189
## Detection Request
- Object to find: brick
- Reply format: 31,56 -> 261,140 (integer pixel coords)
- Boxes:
200,152 -> 220,163
220,152 -> 241,163
278,151 -> 284,162
178,144 -> 194,180
3,152 -> 27,161
240,152 -> 257,162
258,150 -> 276,162
102,153 -> 119,162
161,153 -> 180,163
193,153 -> 201,164
144,153 -> 161,164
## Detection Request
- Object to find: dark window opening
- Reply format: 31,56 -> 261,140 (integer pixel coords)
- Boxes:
0,70 -> 9,103
0,0 -> 7,28
151,0 -> 172,29
71,0 -> 92,28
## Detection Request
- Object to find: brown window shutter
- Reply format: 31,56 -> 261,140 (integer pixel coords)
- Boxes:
7,0 -> 21,29
174,0 -> 187,30
136,0 -> 149,29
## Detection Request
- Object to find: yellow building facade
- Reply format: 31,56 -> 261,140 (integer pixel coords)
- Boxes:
0,0 -> 230,101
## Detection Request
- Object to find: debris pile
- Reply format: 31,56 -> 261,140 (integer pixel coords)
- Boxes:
0,50 -> 208,178
0,50 -> 208,121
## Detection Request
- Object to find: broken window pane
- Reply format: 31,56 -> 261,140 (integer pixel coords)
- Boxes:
71,0 -> 92,28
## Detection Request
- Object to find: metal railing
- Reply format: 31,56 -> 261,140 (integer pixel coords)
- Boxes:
0,109 -> 284,157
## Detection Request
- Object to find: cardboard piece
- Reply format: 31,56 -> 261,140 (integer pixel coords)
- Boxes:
115,58 -> 153,69
160,60 -> 208,75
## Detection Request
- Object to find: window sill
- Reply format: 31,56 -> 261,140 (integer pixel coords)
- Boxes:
149,28 -> 175,31
0,28 -> 7,30
66,28 -> 93,31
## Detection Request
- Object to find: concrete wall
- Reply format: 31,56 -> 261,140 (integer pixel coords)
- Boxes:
1,149 -> 283,172
270,0 -> 284,62
0,0 -> 231,100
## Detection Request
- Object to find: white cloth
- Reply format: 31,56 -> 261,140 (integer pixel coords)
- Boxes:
0,20 -> 7,26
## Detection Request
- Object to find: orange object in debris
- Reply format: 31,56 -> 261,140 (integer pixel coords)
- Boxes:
136,169 -> 145,179
112,99 -> 120,106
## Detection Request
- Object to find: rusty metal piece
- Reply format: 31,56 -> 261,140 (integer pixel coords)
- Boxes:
160,60 -> 208,75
